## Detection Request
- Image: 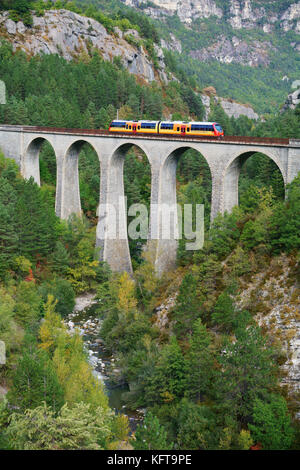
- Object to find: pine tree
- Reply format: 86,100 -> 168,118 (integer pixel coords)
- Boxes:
248,394 -> 294,450
133,412 -> 172,450
0,176 -> 18,278
186,319 -> 215,402
8,338 -> 64,413
215,322 -> 278,423
211,291 -> 236,333
6,402 -> 115,450
15,178 -> 58,260
51,241 -> 70,275
0,204 -> 18,278
146,336 -> 187,404
173,273 -> 200,338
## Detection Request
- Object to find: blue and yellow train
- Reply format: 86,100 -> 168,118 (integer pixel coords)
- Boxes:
109,120 -> 224,137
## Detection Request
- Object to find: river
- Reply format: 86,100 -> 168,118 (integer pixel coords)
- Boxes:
65,293 -> 144,431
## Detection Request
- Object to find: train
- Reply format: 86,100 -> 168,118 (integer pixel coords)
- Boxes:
109,120 -> 224,137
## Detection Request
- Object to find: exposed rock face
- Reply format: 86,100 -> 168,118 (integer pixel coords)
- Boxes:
218,97 -> 259,119
190,35 -> 273,67
124,0 -> 223,24
200,94 -> 259,120
0,9 -> 160,82
281,88 -> 300,112
124,0 -> 300,32
281,2 -> 300,32
154,295 -> 177,332
160,33 -> 182,54
124,1 -> 300,72
229,0 -> 266,30
236,255 -> 300,416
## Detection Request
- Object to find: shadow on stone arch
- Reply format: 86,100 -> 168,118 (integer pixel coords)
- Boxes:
63,140 -> 100,223
112,142 -> 151,269
78,142 -> 101,223
224,151 -> 285,214
25,137 -> 57,202
163,146 -> 212,265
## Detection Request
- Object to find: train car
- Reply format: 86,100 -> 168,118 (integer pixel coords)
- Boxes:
135,121 -> 160,134
159,121 -> 224,137
108,120 -> 132,132
109,120 -> 160,133
109,120 -> 224,137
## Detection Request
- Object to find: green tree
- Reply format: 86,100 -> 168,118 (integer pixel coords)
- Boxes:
173,273 -> 200,338
177,399 -> 218,450
51,241 -> 70,275
211,291 -> 238,333
145,336 -> 187,405
208,208 -> 242,260
269,173 -> 300,254
8,338 -> 64,413
133,412 -> 172,450
248,395 -> 294,450
38,278 -> 75,318
15,178 -> 58,260
6,402 -> 115,450
186,319 -> 215,401
215,322 -> 278,424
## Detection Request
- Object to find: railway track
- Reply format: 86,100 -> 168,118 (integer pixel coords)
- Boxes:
0,124 -> 296,146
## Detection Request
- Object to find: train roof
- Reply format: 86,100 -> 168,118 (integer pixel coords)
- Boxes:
160,121 -> 219,125
111,120 -> 222,126
137,120 -> 159,123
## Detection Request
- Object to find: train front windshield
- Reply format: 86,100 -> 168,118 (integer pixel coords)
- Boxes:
215,124 -> 223,133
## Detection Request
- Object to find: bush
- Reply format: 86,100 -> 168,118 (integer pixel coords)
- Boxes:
38,278 -> 75,318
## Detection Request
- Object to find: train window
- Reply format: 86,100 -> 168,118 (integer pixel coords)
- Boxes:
129,126 -> 132,129
177,127 -> 180,131
110,122 -> 126,128
141,122 -> 156,129
187,128 -> 190,132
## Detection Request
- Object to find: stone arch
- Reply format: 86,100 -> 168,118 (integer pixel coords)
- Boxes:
223,149 -> 286,214
109,141 -> 152,167
61,139 -> 101,220
98,142 -> 152,274
152,145 -> 212,275
161,144 -> 213,177
24,137 -> 57,186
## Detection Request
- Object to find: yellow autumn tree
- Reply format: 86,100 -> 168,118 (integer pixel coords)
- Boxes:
39,295 -> 109,410
67,236 -> 99,293
39,295 -> 66,353
52,331 -> 108,409
117,272 -> 137,317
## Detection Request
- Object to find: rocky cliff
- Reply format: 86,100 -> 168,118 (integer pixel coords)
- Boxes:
0,8 -> 260,120
124,1 -> 300,68
122,0 -> 300,78
0,9 -> 167,83
190,35 -> 275,67
200,93 -> 259,120
236,255 -> 300,417
281,87 -> 300,112
124,0 -> 300,31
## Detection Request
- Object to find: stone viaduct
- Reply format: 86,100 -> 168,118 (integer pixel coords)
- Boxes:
0,125 -> 299,275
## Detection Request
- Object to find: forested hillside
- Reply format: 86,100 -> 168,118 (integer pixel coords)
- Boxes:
1,0 -> 300,114
0,0 -> 300,452
73,0 -> 300,114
